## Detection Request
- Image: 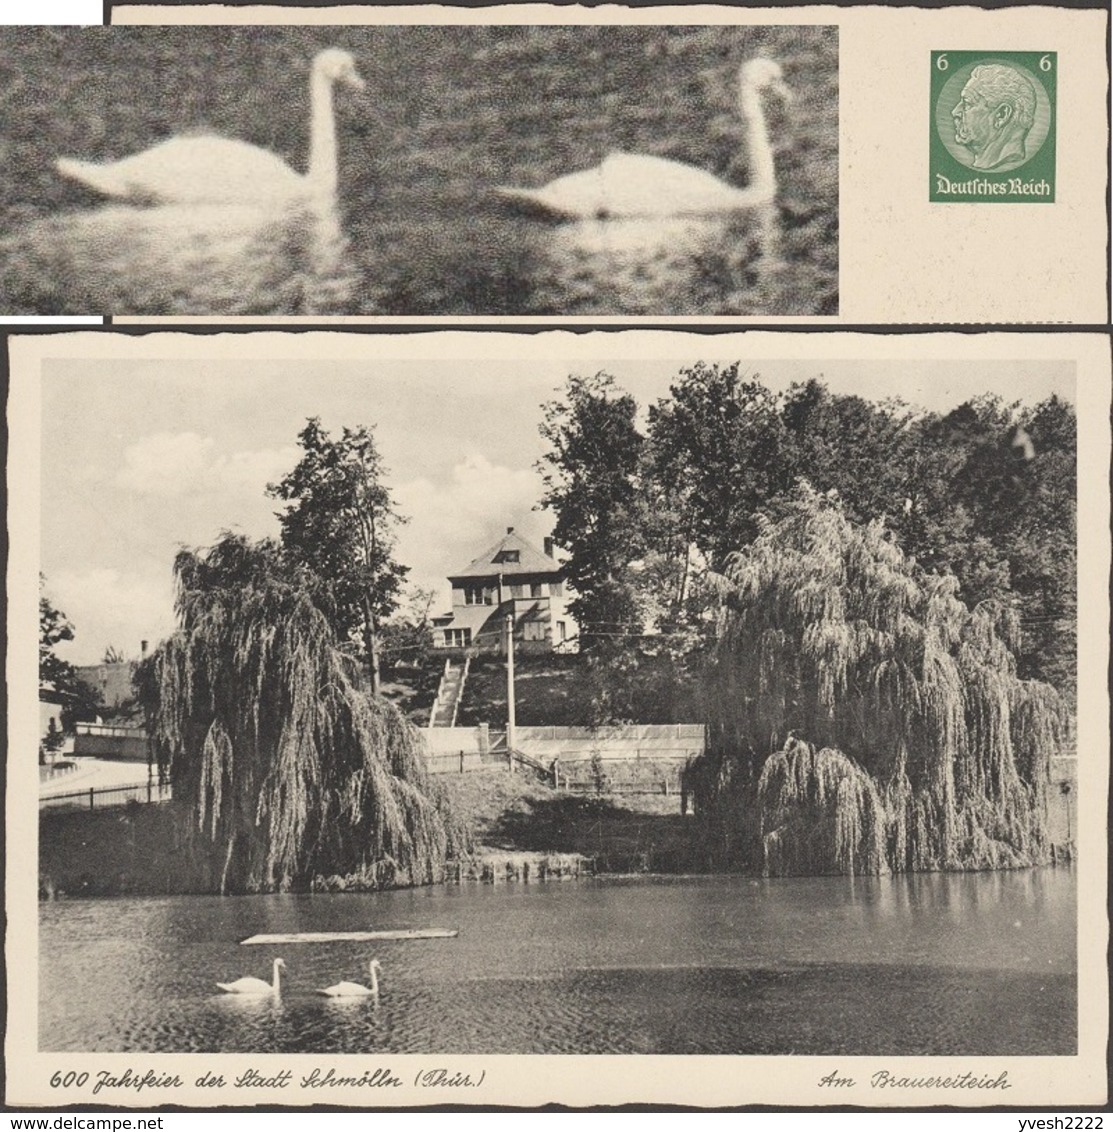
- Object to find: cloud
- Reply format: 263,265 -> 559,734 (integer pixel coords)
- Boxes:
49,568 -> 177,667
395,454 -> 550,607
114,432 -> 299,498
76,450 -> 549,645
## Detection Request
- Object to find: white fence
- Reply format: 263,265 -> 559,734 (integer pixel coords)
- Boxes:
515,724 -> 705,764
423,725 -> 501,774
421,723 -> 706,776
73,722 -> 149,760
40,779 -> 172,813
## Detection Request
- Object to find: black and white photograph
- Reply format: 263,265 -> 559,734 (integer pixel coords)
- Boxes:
9,330 -> 1107,1107
0,24 -> 837,318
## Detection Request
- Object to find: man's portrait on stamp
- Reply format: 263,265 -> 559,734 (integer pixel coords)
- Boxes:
929,51 -> 1056,202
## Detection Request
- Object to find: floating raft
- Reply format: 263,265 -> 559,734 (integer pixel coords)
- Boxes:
241,928 -> 458,945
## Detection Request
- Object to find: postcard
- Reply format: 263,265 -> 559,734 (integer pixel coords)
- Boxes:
0,4 -> 1106,322
7,328 -> 1109,1107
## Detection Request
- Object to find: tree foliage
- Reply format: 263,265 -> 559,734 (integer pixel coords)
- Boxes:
379,585 -> 437,672
893,395 -> 1077,698
647,363 -> 794,572
39,575 -> 103,729
267,418 -> 409,692
688,487 -> 1067,875
537,365 -> 1076,701
537,373 -> 646,647
39,574 -> 76,688
136,534 -> 460,894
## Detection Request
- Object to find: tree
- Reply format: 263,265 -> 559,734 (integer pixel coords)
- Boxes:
39,575 -> 76,689
688,486 -> 1067,875
1007,395 -> 1077,696
779,379 -> 917,525
646,373 -> 1076,698
891,395 -> 1076,697
379,585 -> 437,671
267,418 -> 409,694
39,576 -> 103,732
647,363 -> 795,574
136,534 -> 462,894
537,373 -> 646,648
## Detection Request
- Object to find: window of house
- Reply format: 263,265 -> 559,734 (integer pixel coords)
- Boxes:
531,581 -> 544,597
551,580 -> 563,597
444,628 -> 472,648
510,583 -> 525,599
523,620 -> 547,641
557,621 -> 566,642
464,585 -> 489,606
495,549 -> 520,564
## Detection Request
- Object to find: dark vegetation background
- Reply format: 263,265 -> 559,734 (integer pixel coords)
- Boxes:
0,25 -> 837,315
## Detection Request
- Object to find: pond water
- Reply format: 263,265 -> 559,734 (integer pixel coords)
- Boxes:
40,869 -> 1075,1055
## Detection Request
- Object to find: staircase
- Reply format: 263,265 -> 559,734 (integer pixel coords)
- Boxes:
429,657 -> 469,728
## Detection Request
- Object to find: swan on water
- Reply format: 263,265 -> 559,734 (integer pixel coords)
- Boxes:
495,58 -> 791,219
316,959 -> 382,999
55,48 -> 365,208
217,957 -> 286,996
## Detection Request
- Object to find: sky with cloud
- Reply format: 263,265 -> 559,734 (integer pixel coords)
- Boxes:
39,347 -> 1073,665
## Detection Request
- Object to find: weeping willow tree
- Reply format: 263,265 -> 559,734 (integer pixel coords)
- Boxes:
689,486 -> 1068,876
137,534 -> 463,894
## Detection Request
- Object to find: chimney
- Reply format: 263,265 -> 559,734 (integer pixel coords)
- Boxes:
140,640 -> 148,658
544,537 -> 554,558
506,526 -> 514,534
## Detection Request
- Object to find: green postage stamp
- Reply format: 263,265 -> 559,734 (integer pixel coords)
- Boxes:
930,51 -> 1056,202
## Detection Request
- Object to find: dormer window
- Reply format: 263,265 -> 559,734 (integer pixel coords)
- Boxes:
495,549 -> 520,564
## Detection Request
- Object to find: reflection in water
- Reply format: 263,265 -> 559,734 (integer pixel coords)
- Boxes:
40,871 -> 1075,1055
529,205 -> 781,316
0,199 -> 357,316
213,994 -> 285,1022
2,198 -> 789,318
1,197 -> 791,317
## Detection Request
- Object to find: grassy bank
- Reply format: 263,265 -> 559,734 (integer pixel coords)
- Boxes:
39,801 -> 204,899
40,769 -> 703,898
455,652 -> 702,728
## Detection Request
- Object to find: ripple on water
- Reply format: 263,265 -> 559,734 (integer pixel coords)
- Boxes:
40,873 -> 1076,1054
89,964 -> 1075,1056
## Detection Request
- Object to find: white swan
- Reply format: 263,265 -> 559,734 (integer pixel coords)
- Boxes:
495,58 -> 791,219
217,957 -> 286,996
316,959 -> 382,999
55,48 -> 365,208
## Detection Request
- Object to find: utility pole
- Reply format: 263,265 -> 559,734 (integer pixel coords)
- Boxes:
505,613 -> 516,765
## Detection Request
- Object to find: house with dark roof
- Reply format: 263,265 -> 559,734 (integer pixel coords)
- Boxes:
431,527 -> 576,654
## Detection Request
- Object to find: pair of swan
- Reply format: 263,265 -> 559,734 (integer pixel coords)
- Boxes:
55,51 -> 791,223
217,957 -> 382,999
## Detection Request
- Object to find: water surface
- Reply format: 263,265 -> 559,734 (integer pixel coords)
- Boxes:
40,870 -> 1075,1054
